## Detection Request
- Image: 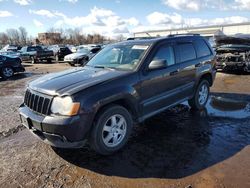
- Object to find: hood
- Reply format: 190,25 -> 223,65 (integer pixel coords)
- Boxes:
216,44 -> 250,53
215,34 -> 250,46
64,52 -> 88,59
28,67 -> 129,96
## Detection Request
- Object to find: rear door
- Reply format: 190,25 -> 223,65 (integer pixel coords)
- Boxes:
173,41 -> 197,98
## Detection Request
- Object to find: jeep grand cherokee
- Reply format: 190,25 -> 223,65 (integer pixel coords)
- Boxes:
19,35 -> 216,155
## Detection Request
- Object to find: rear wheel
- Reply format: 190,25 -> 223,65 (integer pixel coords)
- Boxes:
1,67 -> 14,79
90,105 -> 133,155
188,79 -> 210,110
31,56 -> 36,64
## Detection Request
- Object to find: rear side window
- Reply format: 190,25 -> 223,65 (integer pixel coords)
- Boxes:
176,43 -> 196,63
194,39 -> 211,58
153,45 -> 175,66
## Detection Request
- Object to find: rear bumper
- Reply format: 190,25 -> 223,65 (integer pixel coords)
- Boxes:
19,103 -> 94,148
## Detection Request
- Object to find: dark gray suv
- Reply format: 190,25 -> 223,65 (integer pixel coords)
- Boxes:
19,34 -> 217,155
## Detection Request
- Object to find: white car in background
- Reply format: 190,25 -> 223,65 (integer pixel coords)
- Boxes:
64,46 -> 101,66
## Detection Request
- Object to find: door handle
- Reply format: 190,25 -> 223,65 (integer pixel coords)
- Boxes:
170,70 -> 179,76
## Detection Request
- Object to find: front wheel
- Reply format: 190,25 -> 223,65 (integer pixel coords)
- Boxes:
188,80 -> 210,110
90,105 -> 133,155
1,67 -> 14,79
55,55 -> 59,62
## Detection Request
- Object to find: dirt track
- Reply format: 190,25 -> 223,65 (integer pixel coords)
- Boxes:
0,63 -> 249,188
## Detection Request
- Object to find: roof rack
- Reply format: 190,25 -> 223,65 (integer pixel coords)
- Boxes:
127,37 -> 158,41
167,33 -> 200,37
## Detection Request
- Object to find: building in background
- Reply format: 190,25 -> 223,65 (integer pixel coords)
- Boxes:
38,32 -> 62,45
134,22 -> 250,46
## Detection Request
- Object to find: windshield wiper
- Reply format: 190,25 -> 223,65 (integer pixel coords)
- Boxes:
93,65 -> 116,70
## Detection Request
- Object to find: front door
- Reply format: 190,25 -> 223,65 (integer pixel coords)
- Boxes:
139,43 -> 182,118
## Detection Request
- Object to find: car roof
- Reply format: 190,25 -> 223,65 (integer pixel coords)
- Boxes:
115,35 -> 204,46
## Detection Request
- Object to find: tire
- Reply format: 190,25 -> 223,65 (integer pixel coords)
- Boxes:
31,56 -> 36,64
80,59 -> 86,66
55,55 -> 59,62
188,79 -> 210,110
1,67 -> 14,79
90,105 -> 133,155
47,58 -> 52,63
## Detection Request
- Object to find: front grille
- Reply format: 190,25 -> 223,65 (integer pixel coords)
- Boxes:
24,89 -> 52,115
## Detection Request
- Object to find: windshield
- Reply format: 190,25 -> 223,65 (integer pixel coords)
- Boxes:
77,48 -> 89,54
87,44 -> 149,71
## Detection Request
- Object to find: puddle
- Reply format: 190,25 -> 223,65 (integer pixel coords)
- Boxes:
206,96 -> 250,119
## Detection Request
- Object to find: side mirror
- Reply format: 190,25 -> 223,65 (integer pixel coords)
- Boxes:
148,59 -> 167,70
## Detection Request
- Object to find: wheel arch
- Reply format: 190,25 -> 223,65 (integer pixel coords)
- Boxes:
93,97 -> 139,124
199,72 -> 213,86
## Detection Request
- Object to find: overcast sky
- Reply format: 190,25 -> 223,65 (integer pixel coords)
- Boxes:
0,0 -> 250,38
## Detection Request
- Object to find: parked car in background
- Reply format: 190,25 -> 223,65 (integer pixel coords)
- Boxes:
67,45 -> 77,53
0,55 -> 25,79
19,34 -> 216,155
64,46 -> 101,66
0,50 -> 21,57
20,46 -> 54,64
1,44 -> 21,52
0,50 -> 31,62
215,34 -> 250,72
216,44 -> 250,72
49,45 -> 72,61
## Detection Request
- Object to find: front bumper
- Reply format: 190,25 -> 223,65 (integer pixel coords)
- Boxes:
19,104 -> 93,148
64,59 -> 79,65
215,61 -> 248,71
14,66 -> 25,73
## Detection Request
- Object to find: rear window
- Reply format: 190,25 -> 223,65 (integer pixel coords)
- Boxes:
176,43 -> 196,63
194,39 -> 211,58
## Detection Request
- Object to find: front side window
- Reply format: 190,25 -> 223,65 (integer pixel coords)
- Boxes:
152,45 -> 175,66
87,44 -> 149,71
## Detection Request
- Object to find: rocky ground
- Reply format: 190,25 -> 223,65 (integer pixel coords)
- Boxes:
0,62 -> 249,188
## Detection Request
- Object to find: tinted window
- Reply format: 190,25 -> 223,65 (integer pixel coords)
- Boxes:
194,39 -> 211,58
27,47 -> 38,52
90,47 -> 101,54
153,45 -> 175,66
177,43 -> 196,62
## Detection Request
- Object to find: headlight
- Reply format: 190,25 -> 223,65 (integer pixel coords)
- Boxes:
51,96 -> 80,116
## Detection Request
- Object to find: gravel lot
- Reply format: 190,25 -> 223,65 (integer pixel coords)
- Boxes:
0,63 -> 249,188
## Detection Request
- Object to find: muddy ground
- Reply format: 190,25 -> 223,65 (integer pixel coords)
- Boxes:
0,62 -> 249,188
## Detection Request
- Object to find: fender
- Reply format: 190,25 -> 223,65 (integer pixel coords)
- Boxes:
78,84 -> 140,118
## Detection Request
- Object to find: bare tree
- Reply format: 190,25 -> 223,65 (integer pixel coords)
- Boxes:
116,34 -> 125,42
18,27 -> 28,45
0,32 -> 9,46
6,29 -> 20,45
92,34 -> 104,44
